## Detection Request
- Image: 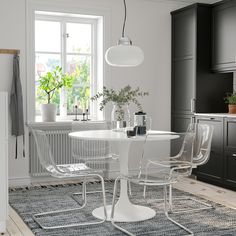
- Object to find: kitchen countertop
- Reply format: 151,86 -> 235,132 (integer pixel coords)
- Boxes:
195,113 -> 236,118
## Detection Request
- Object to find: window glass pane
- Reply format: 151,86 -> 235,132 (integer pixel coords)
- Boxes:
66,23 -> 91,53
35,20 -> 61,52
66,55 -> 91,114
35,53 -> 61,115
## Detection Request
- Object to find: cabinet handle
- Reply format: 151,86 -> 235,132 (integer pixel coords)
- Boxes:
232,154 -> 236,157
191,98 -> 196,113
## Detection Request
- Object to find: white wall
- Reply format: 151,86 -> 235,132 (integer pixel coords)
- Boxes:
0,0 -> 30,186
0,0 -> 186,186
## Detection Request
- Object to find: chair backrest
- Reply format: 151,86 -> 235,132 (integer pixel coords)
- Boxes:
71,121 -> 113,166
31,129 -> 60,176
128,130 -> 196,179
192,123 -> 214,166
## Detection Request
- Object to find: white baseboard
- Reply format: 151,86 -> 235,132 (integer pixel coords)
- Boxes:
9,176 -> 31,187
0,221 -> 6,233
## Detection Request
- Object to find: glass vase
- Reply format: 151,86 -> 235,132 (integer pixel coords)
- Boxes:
111,103 -> 130,131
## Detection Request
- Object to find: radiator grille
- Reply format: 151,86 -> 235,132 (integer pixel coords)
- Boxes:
29,129 -> 110,177
29,130 -> 73,176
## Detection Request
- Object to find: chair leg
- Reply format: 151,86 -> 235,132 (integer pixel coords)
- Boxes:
144,183 -> 214,214
111,178 -> 193,236
169,184 -> 173,213
33,174 -> 107,230
110,176 -> 135,236
163,185 -> 194,236
167,195 -> 214,214
128,180 -> 132,196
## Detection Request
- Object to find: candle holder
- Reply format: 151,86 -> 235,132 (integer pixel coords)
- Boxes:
86,109 -> 90,121
81,112 -> 87,121
73,105 -> 79,121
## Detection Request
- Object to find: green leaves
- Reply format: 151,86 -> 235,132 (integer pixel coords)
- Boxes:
224,92 -> 236,105
38,66 -> 75,104
91,85 -> 149,112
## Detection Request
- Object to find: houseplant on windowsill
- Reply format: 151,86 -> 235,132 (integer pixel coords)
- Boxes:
38,66 -> 74,122
91,85 -> 148,130
224,91 -> 236,114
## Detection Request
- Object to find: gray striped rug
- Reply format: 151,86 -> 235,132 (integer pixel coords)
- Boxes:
9,181 -> 236,236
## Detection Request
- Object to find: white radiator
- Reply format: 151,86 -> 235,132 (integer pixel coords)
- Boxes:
29,130 -> 72,176
29,129 -> 109,177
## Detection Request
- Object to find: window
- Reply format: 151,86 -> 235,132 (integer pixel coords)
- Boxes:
34,12 -> 103,119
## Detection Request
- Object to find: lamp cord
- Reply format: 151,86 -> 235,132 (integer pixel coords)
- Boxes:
122,0 -> 127,37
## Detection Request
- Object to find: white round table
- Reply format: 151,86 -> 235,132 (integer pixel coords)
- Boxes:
69,130 -> 175,222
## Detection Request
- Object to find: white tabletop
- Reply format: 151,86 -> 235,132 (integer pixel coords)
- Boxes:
69,129 -> 175,141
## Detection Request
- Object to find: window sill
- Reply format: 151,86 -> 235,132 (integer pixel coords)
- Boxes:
27,116 -> 106,129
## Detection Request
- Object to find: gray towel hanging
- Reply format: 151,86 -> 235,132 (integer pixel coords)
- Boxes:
10,54 -> 25,158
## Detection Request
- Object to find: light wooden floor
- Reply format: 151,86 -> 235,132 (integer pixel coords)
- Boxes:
5,178 -> 236,236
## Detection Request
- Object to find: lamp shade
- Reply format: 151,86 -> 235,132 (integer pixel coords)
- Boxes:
105,44 -> 144,67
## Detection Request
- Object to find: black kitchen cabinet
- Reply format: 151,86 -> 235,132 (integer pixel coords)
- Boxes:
224,118 -> 236,189
212,0 -> 236,72
224,151 -> 236,189
193,116 -> 236,191
195,116 -> 224,185
171,4 -> 233,132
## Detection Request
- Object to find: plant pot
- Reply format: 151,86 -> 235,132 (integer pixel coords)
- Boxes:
41,104 -> 57,122
228,104 -> 236,114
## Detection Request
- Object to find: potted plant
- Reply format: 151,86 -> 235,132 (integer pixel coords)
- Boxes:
38,66 -> 74,121
91,85 -> 148,129
224,91 -> 236,114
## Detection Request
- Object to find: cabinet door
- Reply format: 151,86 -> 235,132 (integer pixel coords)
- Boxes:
195,116 -> 224,184
172,8 -> 195,59
171,7 -> 196,114
224,118 -> 236,149
224,151 -> 236,190
223,118 -> 236,190
212,1 -> 236,71
172,59 -> 195,113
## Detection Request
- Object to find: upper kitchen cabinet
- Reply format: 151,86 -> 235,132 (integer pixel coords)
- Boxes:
212,0 -> 236,72
171,4 -> 233,130
172,7 -> 195,59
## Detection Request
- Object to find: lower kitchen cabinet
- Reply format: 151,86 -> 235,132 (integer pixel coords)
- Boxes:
223,118 -> 236,189
172,114 -> 236,190
196,149 -> 224,185
224,151 -> 236,189
194,116 -> 224,186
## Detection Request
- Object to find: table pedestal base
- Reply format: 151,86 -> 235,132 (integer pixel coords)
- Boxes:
92,204 -> 156,222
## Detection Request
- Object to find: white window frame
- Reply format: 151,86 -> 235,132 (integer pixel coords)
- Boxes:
26,0 -> 111,122
35,13 -> 97,118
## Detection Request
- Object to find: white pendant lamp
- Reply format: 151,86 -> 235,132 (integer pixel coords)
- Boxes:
105,0 -> 144,67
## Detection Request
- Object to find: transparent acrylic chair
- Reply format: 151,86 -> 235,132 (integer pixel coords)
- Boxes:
110,130 -> 196,236
144,123 -> 214,214
71,121 -> 118,173
71,121 -> 120,199
31,129 -> 107,230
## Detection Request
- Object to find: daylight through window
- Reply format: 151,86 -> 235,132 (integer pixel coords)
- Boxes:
35,12 -> 101,119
